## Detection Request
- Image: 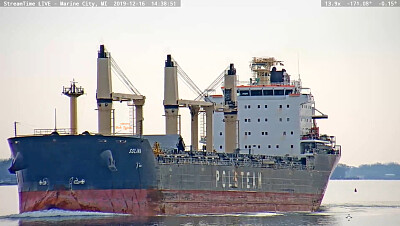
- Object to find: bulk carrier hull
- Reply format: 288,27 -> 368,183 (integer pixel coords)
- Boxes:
7,46 -> 341,215
8,134 -> 340,215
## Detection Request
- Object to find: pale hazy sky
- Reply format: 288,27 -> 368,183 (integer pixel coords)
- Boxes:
0,0 -> 399,166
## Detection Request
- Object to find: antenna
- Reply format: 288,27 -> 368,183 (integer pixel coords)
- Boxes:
297,52 -> 301,80
14,121 -> 19,137
54,108 -> 57,132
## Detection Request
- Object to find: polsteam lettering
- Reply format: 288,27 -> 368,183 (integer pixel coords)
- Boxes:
216,170 -> 262,189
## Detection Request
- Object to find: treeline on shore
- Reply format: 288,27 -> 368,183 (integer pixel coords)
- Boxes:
330,162 -> 400,180
1,158 -> 400,185
0,158 -> 17,185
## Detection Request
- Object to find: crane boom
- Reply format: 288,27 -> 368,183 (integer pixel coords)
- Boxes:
172,58 -> 203,97
110,57 -> 142,96
195,66 -> 229,101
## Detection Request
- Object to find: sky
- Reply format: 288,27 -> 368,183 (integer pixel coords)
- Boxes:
0,0 -> 399,166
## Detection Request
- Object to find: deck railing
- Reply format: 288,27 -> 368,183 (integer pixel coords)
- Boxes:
156,154 -> 311,170
33,128 -> 72,135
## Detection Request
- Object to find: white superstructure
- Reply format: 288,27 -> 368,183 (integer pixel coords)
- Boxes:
210,57 -> 322,156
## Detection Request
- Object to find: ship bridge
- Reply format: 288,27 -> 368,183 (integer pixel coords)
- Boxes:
236,85 -> 296,97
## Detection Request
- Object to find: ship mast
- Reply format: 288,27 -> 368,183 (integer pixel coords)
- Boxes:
250,57 -> 284,85
62,80 -> 84,135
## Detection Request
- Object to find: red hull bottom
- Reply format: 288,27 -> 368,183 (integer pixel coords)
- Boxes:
20,189 -> 324,216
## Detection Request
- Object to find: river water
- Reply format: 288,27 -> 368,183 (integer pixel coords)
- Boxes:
0,180 -> 399,225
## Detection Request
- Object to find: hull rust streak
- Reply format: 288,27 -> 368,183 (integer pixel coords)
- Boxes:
20,189 -> 323,215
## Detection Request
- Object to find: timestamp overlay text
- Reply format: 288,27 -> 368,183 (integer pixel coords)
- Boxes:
1,0 -> 181,7
322,0 -> 399,7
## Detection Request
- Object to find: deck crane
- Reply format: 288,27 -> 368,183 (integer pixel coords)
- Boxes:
164,55 -> 232,152
164,55 -> 214,152
96,45 -> 145,136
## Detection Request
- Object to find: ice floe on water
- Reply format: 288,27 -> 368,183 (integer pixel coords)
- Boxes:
4,209 -> 129,219
177,212 -> 282,217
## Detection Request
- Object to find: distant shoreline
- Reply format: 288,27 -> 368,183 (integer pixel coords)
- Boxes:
330,163 -> 400,180
2,159 -> 400,184
330,178 -> 400,180
0,182 -> 17,186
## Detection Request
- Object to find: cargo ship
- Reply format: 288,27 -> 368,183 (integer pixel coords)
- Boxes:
8,46 -> 341,215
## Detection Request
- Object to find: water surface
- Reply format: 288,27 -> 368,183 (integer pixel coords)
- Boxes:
0,180 -> 399,225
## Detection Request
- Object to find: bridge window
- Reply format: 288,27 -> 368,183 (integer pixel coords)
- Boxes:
263,90 -> 273,96
251,90 -> 262,96
268,145 -> 271,148
285,90 -> 293,95
276,145 -> 279,148
264,104 -> 268,108
274,90 -> 284,96
239,90 -> 250,96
